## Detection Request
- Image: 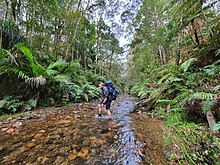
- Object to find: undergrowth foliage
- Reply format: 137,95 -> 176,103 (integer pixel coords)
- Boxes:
129,58 -> 220,163
0,44 -> 105,113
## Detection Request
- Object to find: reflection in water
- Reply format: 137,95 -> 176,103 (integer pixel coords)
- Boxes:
101,97 -> 143,165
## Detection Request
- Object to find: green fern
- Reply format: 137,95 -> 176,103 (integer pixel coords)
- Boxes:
192,92 -> 214,100
213,85 -> 220,92
156,99 -> 171,107
51,74 -> 71,84
0,66 -> 29,80
172,90 -> 192,105
23,99 -> 37,111
158,73 -> 173,85
201,100 -> 214,113
213,122 -> 220,131
179,58 -> 197,72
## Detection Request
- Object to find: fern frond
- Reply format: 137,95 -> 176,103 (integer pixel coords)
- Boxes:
156,99 -> 171,106
45,69 -> 59,76
213,122 -> 220,131
172,90 -> 192,104
213,85 -> 220,92
0,97 -> 11,109
158,73 -> 173,85
201,100 -> 214,113
52,74 -> 71,84
192,92 -> 214,100
0,66 -> 29,80
47,59 -> 66,70
23,99 -> 37,111
179,58 -> 197,72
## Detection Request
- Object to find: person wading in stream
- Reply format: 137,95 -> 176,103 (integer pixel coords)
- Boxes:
98,82 -> 113,119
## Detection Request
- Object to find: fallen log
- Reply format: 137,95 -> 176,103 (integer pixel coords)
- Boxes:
131,88 -> 166,113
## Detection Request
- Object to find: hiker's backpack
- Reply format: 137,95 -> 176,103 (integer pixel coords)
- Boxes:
105,81 -> 118,100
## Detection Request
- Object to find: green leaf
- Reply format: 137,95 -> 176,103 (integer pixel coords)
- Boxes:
179,58 -> 197,72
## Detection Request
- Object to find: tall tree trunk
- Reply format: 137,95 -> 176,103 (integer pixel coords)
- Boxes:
109,49 -> 114,71
191,19 -> 201,49
5,0 -> 9,21
176,32 -> 181,65
11,0 -> 17,22
158,45 -> 164,64
95,18 -> 101,74
54,19 -> 64,58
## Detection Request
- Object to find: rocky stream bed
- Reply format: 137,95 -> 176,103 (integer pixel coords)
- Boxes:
0,96 -> 176,165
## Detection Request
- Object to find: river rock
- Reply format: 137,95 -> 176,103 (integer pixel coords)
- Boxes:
0,145 -> 4,151
1,127 -> 8,131
78,149 -> 89,158
26,142 -> 36,148
54,156 -> 65,165
82,140 -> 90,147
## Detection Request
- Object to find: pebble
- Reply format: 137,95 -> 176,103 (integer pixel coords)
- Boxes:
1,127 -> 8,131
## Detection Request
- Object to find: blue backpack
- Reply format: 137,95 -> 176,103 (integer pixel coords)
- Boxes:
105,81 -> 118,100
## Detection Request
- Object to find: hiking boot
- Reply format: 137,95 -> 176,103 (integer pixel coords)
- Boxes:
98,114 -> 102,117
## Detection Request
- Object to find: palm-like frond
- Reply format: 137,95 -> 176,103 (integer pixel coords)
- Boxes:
47,59 -> 66,70
52,74 -> 71,84
179,58 -> 197,72
0,66 -> 29,79
15,43 -> 45,76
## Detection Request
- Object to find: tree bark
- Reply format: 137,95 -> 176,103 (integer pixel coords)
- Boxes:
206,110 -> 218,133
109,49 -> 114,71
131,88 -> 166,113
176,32 -> 181,65
191,19 -> 201,49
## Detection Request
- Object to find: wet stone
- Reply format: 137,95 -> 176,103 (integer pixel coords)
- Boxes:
54,156 -> 65,165
0,145 -> 4,151
1,127 -> 8,131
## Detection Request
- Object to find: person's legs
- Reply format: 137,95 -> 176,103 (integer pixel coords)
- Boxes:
98,102 -> 103,117
105,100 -> 112,119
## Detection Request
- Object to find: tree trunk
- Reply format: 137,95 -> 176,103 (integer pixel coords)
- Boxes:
109,49 -> 114,71
54,19 -> 64,58
176,32 -> 181,65
191,19 -> 201,49
11,0 -> 17,22
4,0 -> 9,21
206,110 -> 218,133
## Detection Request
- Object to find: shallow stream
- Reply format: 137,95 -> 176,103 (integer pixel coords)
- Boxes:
0,96 -> 172,165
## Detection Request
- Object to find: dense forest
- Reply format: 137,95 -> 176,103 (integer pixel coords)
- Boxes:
0,0 -> 220,164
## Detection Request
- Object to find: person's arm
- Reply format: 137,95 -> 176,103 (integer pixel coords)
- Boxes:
102,87 -> 109,104
102,98 -> 107,104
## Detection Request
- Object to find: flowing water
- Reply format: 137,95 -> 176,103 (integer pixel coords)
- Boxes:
0,96 -> 172,165
99,97 -> 143,165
